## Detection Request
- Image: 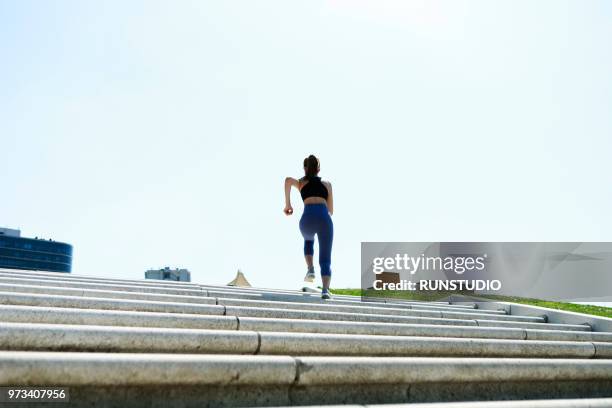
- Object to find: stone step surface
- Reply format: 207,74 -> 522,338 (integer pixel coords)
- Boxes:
2,322 -> 610,358
0,272 -> 485,311
1,304 -> 609,342
0,281 -> 505,316
268,399 -> 612,408
3,291 -> 581,331
1,352 -> 611,406
2,352 -> 612,386
0,268 -> 201,288
0,269 -> 610,407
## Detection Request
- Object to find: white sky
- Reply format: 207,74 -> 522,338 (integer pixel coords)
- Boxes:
1,0 -> 611,289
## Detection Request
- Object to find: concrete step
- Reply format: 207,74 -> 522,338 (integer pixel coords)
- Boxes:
8,351 -> 609,385
268,399 -> 612,408
0,305 -> 608,342
0,282 -> 216,305
475,319 -> 591,332
218,298 -> 535,321
0,274 -> 482,313
0,276 -> 505,315
0,269 -> 482,309
0,275 -> 205,296
1,322 -> 609,358
0,291 -> 589,331
205,289 -> 479,311
1,270 -> 495,315
215,296 -> 507,316
0,268 -> 199,288
0,291 -> 224,315
1,352 -> 611,406
0,269 -> 609,407
225,305 -> 553,328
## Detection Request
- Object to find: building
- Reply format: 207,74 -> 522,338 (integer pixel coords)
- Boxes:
0,228 -> 73,273
145,267 -> 191,282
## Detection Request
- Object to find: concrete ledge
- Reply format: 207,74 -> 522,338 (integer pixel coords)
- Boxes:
217,298 -> 508,318
471,299 -> 612,333
0,282 -> 217,305
0,322 -> 601,358
3,304 -> 606,345
214,292 -> 483,312
271,398 -> 612,407
0,351 -> 297,386
257,331 -> 597,358
0,279 -> 467,314
0,291 -> 225,315
234,307 -> 578,331
594,342 -> 612,359
0,305 -> 505,339
476,319 -> 590,332
401,303 -> 499,313
0,305 -> 239,330
14,382 -> 612,408
294,357 -> 612,385
380,399 -> 612,408
225,305 -> 479,326
207,289 -> 478,311
438,310 -> 542,323
0,269 -> 199,289
0,294 -> 592,332
203,285 -> 479,309
526,329 -> 612,343
0,276 -> 205,296
1,352 -> 612,387
238,317 -> 525,340
0,273 -> 484,313
0,322 -> 259,354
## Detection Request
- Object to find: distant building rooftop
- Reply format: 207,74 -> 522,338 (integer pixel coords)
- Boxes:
0,227 -> 73,273
145,267 -> 191,282
0,228 -> 21,238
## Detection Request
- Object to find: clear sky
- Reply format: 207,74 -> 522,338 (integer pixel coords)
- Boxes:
1,0 -> 611,289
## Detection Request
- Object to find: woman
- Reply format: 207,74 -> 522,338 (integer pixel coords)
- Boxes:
284,155 -> 334,299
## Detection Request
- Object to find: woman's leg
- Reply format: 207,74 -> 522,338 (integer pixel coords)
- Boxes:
305,254 -> 314,268
321,275 -> 331,292
318,213 -> 334,292
300,212 -> 316,280
304,242 -> 314,270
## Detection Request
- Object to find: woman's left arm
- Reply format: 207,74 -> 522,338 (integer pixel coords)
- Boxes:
325,181 -> 333,215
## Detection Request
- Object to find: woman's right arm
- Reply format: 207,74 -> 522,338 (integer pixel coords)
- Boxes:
284,177 -> 299,215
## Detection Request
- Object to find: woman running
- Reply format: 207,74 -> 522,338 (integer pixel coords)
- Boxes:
284,155 -> 334,299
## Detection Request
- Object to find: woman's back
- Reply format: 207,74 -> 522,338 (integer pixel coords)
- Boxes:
300,176 -> 329,204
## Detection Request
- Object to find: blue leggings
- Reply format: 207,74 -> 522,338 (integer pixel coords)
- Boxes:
299,203 -> 333,277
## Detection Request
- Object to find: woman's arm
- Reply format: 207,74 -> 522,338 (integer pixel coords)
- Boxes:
284,177 -> 299,215
325,181 -> 333,215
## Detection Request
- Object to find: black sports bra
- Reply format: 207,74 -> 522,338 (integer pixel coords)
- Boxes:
300,177 -> 329,201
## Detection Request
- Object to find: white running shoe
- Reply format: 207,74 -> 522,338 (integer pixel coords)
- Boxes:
304,268 -> 315,283
321,290 -> 332,300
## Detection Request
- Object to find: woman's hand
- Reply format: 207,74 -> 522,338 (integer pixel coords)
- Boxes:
284,177 -> 298,216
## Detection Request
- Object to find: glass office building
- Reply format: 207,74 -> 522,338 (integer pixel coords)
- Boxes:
0,228 -> 73,273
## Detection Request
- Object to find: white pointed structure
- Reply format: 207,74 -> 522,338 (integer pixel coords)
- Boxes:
227,269 -> 251,287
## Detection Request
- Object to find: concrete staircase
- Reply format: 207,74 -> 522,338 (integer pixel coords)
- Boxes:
0,268 -> 611,407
